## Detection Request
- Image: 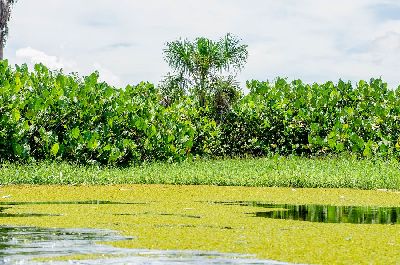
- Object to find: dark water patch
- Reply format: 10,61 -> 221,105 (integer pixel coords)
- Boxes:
0,226 -> 292,264
115,212 -> 201,219
214,201 -> 400,224
0,201 -> 145,219
0,200 -> 146,206
0,206 -> 59,218
158,213 -> 201,219
0,207 -> 11,212
0,213 -> 59,218
153,224 -> 234,230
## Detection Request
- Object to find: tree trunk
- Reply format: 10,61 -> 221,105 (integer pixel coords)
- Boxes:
0,33 -> 4,60
198,73 -> 207,107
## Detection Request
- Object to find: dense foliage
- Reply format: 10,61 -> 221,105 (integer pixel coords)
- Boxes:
0,61 -> 218,165
223,78 -> 400,158
0,61 -> 399,165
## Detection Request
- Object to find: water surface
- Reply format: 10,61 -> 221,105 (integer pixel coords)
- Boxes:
216,201 -> 400,224
0,226 -> 292,265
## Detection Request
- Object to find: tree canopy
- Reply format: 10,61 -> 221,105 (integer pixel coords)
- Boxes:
161,33 -> 248,108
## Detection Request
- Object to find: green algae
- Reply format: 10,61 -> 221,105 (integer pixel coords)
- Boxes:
0,185 -> 399,264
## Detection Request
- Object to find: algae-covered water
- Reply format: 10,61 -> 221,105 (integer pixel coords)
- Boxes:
0,185 -> 399,264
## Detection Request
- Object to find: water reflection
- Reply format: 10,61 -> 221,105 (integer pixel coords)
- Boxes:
0,226 -> 290,265
216,202 -> 400,224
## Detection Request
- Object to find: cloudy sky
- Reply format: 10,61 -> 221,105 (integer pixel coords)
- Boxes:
5,0 -> 400,88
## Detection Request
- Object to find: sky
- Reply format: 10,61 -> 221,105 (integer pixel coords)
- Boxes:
5,0 -> 400,89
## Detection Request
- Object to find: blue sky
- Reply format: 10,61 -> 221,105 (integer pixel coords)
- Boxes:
5,0 -> 400,88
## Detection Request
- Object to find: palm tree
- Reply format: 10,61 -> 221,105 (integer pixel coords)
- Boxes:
162,33 -> 248,107
0,0 -> 17,60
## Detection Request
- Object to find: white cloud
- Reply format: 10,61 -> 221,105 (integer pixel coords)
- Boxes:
371,30 -> 400,53
16,47 -> 68,70
15,47 -> 122,87
93,63 -> 122,87
5,0 -> 400,89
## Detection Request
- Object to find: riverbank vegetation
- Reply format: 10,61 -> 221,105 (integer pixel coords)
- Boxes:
1,60 -> 399,166
1,156 -> 400,190
1,34 -> 400,193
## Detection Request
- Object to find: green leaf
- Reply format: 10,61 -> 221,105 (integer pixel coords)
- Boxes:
135,118 -> 146,130
87,135 -> 99,150
11,109 -> 21,122
123,139 -> 131,148
14,74 -> 22,93
51,143 -> 60,156
13,143 -> 24,156
167,134 -> 175,143
336,143 -> 345,152
23,121 -> 30,131
71,127 -> 80,139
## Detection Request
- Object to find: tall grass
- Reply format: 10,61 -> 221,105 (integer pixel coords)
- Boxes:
1,156 -> 399,190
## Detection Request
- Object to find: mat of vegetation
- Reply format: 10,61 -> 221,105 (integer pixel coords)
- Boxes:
0,185 -> 399,264
1,156 -> 400,190
1,61 -> 400,165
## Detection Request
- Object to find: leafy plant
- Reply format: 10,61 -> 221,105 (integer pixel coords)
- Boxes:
0,60 -> 399,165
161,33 -> 248,108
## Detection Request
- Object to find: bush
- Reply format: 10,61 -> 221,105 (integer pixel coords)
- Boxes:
0,62 -> 199,165
234,78 -> 400,158
1,61 -> 399,165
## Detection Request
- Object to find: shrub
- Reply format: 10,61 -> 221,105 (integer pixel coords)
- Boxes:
1,61 -> 399,165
